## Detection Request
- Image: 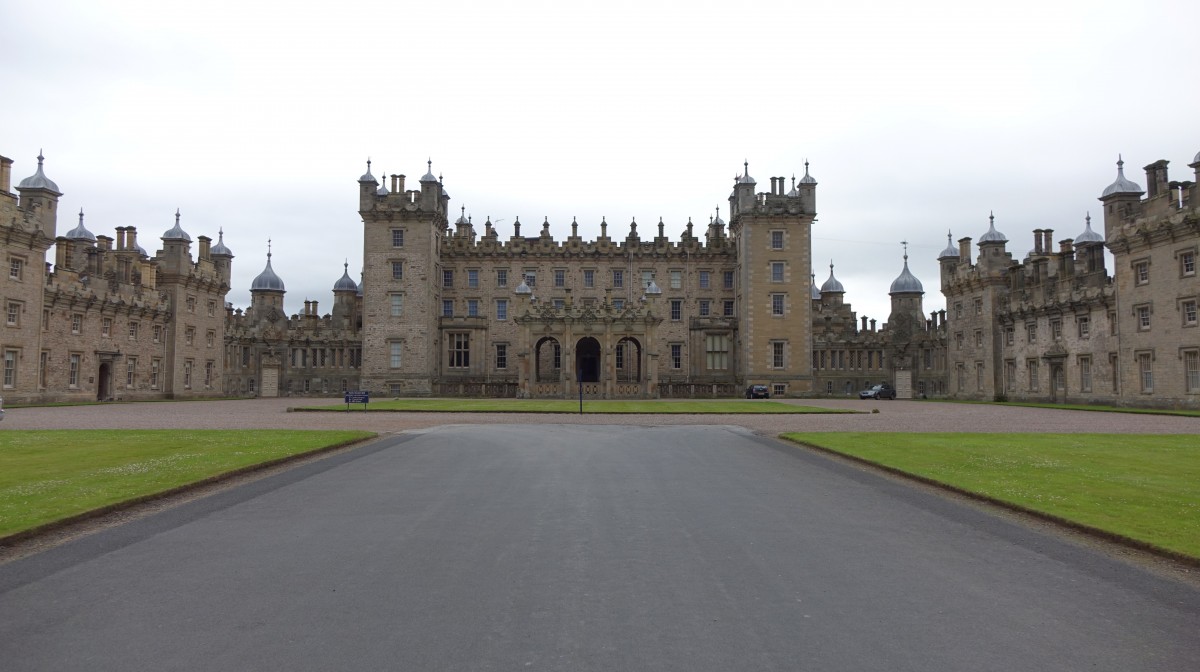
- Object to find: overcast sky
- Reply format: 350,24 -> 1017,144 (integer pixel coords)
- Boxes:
4,0 -> 1197,323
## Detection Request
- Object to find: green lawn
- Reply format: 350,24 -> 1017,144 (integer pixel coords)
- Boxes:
782,432 -> 1200,560
0,429 -> 374,538
300,398 -> 852,414
936,399 -> 1200,417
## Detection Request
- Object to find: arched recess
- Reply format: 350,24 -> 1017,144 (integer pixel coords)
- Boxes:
615,336 -> 642,383
534,336 -> 562,382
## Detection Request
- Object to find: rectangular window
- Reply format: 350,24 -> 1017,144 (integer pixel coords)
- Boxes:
723,300 -> 734,317
442,300 -> 453,317
583,269 -> 594,288
699,300 -> 710,317
495,343 -> 508,370
524,271 -> 536,288
705,334 -> 729,370
126,357 -> 137,388
3,350 -> 17,388
974,298 -> 983,315
496,269 -> 508,288
69,353 -> 81,387
1077,316 -> 1090,338
8,257 -> 23,280
43,309 -> 49,330
955,332 -> 964,349
770,230 -> 784,250
554,269 -> 566,288
448,333 -> 470,368
150,358 -> 160,389
207,300 -> 216,317
723,270 -> 734,290
390,294 -> 403,317
1184,350 -> 1200,393
615,342 -> 625,370
129,321 -> 139,340
553,343 -> 561,369
1138,352 -> 1153,392
1182,299 -> 1197,327
391,229 -> 404,247
5,302 -> 19,327
1134,260 -> 1149,285
612,270 -> 623,288
184,360 -> 193,389
552,299 -> 564,310
974,330 -> 983,347
1136,305 -> 1151,331
1079,355 -> 1092,393
1027,323 -> 1037,343
771,294 -> 784,316
185,327 -> 195,345
39,350 -> 47,388
102,318 -> 112,337
186,296 -> 196,313
699,271 -> 710,289
773,383 -> 786,398
1027,359 -> 1039,391
152,324 -> 161,342
1182,250 -> 1196,277
468,269 -> 479,288
976,362 -> 985,391
496,299 -> 508,321
772,341 -> 785,368
771,262 -> 784,283
1005,326 -> 1014,346
391,261 -> 403,281
955,303 -> 963,319
1110,353 -> 1119,393
670,300 -> 682,321
613,299 -> 624,310
467,299 -> 479,317
206,330 -> 215,348
1005,360 -> 1016,391
389,342 -> 403,368
670,343 -> 682,369
1051,319 -> 1062,340
443,269 -> 453,288
72,314 -> 83,334
641,270 -> 654,291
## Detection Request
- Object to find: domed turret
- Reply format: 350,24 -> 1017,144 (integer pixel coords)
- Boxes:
978,212 -> 1007,244
938,231 -> 958,260
250,244 -> 285,292
798,160 -> 817,185
737,160 -> 755,185
1100,155 -> 1143,198
810,273 -> 821,300
420,158 -> 437,183
820,262 -> 845,293
1074,213 -> 1104,244
162,209 -> 191,241
66,208 -> 96,242
210,228 -> 233,256
358,158 -> 377,184
17,151 -> 61,193
333,262 -> 357,292
889,253 -> 924,294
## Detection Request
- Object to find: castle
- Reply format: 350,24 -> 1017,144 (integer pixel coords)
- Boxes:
1,150 -> 1196,407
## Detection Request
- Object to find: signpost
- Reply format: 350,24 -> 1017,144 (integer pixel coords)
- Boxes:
344,390 -> 369,410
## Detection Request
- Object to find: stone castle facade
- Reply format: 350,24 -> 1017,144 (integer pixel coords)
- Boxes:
1,150 -> 1195,408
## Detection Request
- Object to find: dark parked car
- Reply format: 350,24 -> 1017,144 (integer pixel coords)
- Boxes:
859,383 -> 896,400
745,384 -> 770,399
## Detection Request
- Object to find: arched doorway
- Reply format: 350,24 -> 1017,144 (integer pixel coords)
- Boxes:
576,337 -> 600,383
97,362 -> 111,401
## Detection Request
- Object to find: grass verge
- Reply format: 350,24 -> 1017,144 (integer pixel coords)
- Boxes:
0,429 -> 374,539
781,432 -> 1200,561
297,398 -> 853,414
934,399 -> 1200,417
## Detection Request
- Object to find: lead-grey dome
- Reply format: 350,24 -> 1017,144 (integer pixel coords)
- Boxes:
820,263 -> 845,293
17,152 -> 61,193
737,160 -> 755,185
66,208 -> 96,242
333,263 -> 357,292
889,255 -> 924,294
1100,156 -> 1143,198
162,209 -> 191,241
358,159 -> 377,184
978,212 -> 1007,244
1193,149 -> 1200,165
798,160 -> 817,185
420,159 -> 437,183
1075,213 -> 1104,244
938,231 -> 958,260
210,228 -> 233,256
810,274 -> 821,300
250,252 -> 285,292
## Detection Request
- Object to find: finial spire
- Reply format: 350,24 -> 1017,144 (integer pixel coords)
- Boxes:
267,238 -> 272,260
79,208 -> 84,223
175,208 -> 181,224
901,239 -> 909,261
989,211 -> 995,226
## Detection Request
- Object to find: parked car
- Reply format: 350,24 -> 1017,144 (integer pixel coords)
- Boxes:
745,384 -> 770,399
859,383 -> 896,400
